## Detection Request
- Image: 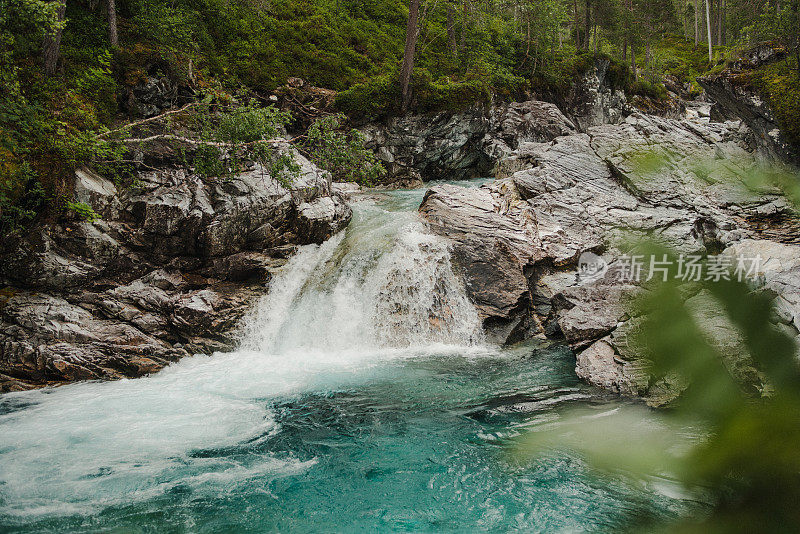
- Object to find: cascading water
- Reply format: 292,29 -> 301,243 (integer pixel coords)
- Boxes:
239,217 -> 483,355
0,180 -> 701,532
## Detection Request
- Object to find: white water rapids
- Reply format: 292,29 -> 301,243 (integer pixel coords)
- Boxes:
0,188 -> 489,518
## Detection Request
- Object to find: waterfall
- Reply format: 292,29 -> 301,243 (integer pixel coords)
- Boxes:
238,207 -> 484,355
0,192 -> 487,519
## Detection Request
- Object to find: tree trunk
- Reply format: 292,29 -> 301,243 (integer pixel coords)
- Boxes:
694,0 -> 699,48
574,0 -> 581,49
593,24 -> 598,53
108,0 -> 118,46
705,0 -> 713,62
400,0 -> 421,112
622,35 -> 627,62
584,0 -> 592,50
42,0 -> 66,76
459,0 -> 469,55
631,46 -> 638,81
446,6 -> 458,60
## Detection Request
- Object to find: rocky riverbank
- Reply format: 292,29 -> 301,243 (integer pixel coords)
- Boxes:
0,149 -> 351,392
2,57 -> 798,402
418,106 -> 800,406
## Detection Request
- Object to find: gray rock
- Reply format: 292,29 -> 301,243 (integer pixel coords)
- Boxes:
418,107 -> 799,403
124,73 -> 179,118
419,183 -> 541,343
698,64 -> 798,163
361,105 -> 492,185
363,99 -> 576,185
73,168 -> 121,219
540,58 -> 632,131
0,147 -> 352,391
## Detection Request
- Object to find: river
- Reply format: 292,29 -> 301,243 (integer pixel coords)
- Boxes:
0,180 -> 700,532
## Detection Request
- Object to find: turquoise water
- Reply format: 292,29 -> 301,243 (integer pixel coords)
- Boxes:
0,181 -> 699,532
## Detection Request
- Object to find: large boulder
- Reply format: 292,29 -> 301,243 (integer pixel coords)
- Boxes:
537,58 -> 632,131
419,184 -> 540,343
361,105 -> 492,186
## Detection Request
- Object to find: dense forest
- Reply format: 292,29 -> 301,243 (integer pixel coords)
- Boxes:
1,0 -> 799,232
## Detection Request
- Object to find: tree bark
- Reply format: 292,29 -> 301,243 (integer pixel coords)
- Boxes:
42,0 -> 66,76
622,35 -> 627,62
631,46 -> 638,81
574,0 -> 581,49
705,0 -> 713,62
584,0 -> 592,50
108,0 -> 118,46
694,0 -> 699,48
446,6 -> 458,60
400,0 -> 421,112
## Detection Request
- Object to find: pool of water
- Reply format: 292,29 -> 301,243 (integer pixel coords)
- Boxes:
0,180 -> 701,532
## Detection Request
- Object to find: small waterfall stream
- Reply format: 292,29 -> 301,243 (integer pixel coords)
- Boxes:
0,181 -> 700,532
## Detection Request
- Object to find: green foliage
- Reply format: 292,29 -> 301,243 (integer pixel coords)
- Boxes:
72,50 -> 118,124
654,34 -> 714,85
631,250 -> 800,531
334,73 -> 399,121
517,242 -> 800,531
629,79 -> 669,99
183,103 -> 300,186
532,51 -> 635,97
65,200 -> 99,222
0,162 -> 45,234
215,105 -> 290,144
300,114 -> 385,186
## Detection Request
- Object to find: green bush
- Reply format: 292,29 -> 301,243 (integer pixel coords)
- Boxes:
0,163 -> 45,234
629,79 -> 669,100
300,113 -> 385,186
334,73 -> 399,121
65,200 -> 99,222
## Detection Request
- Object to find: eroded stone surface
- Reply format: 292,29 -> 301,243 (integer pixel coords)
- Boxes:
419,106 -> 800,404
0,151 -> 351,391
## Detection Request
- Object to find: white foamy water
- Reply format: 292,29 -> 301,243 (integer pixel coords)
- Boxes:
0,191 -> 488,518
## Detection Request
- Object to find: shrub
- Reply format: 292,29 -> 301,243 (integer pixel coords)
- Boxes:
738,60 -> 800,146
300,114 -> 385,186
629,80 -> 669,100
65,200 -> 99,222
334,73 -> 399,121
0,162 -> 45,234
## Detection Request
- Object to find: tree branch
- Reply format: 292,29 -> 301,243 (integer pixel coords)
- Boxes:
97,102 -> 202,139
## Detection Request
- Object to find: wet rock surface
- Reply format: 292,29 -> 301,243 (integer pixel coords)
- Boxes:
420,106 -> 800,405
0,153 -> 351,392
541,58 -> 631,131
